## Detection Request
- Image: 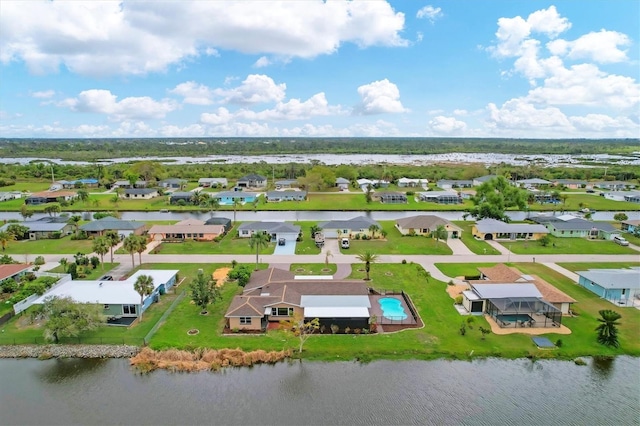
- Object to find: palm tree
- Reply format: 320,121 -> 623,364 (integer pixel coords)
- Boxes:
0,230 -> 16,251
416,265 -> 431,283
105,230 -> 120,264
433,225 -> 448,245
68,215 -> 82,238
596,309 -> 622,348
325,249 -> 333,265
249,232 -> 270,271
205,196 -> 220,217
123,234 -> 138,268
232,198 -> 241,224
135,235 -> 147,265
133,274 -> 154,322
356,251 -> 378,281
368,224 -> 380,239
92,237 -> 110,271
77,189 -> 89,204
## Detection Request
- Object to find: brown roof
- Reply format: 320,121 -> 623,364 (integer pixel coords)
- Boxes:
226,295 -> 279,317
244,268 -> 295,291
477,264 -> 525,282
0,264 -> 31,281
396,215 -> 461,231
31,190 -> 77,198
148,224 -> 224,235
529,275 -> 576,303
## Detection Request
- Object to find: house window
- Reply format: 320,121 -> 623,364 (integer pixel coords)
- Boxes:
123,305 -> 137,315
271,307 -> 293,316
239,317 -> 252,325
622,289 -> 627,296
103,304 -> 109,310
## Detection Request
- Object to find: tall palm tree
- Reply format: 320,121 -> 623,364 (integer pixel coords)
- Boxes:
433,225 -> 448,245
356,251 -> 378,281
249,232 -> 270,271
105,230 -> 120,264
123,234 -> 138,268
68,215 -> 82,238
232,198 -> 241,224
133,274 -> 154,322
368,224 -> 380,239
92,237 -> 110,271
205,196 -> 220,217
135,235 -> 147,265
596,309 -> 622,348
0,230 -> 16,251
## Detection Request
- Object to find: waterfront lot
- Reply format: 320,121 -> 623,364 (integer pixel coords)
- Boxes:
3,236 -> 93,255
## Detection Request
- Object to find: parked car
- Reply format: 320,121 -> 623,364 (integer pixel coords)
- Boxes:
99,275 -> 114,281
278,238 -> 286,246
613,236 -> 629,246
586,189 -> 595,193
341,238 -> 350,249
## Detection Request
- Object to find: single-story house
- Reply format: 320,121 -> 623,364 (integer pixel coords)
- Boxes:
1,219 -> 73,240
473,175 -> 498,186
225,268 -> 372,331
0,264 -> 32,285
265,191 -> 307,202
213,191 -> 258,205
473,264 -> 576,315
604,191 -> 640,203
159,178 -> 187,189
577,268 -> 640,306
112,180 -> 148,189
237,174 -> 267,189
318,216 -> 381,239
552,179 -> 590,189
121,188 -> 159,200
33,269 -> 179,322
621,220 -> 640,233
274,180 -> 299,190
25,191 -> 78,205
531,215 -> 620,240
0,191 -> 22,202
169,192 -> 198,205
395,215 -> 462,239
472,218 -> 549,241
437,179 -> 473,190
335,177 -> 350,190
515,178 -> 551,188
594,181 -> 637,191
417,191 -> 462,204
237,222 -> 300,243
198,178 -> 228,188
204,217 -> 232,231
373,192 -> 407,204
148,219 -> 225,241
397,177 -> 428,188
56,179 -> 99,189
356,179 -> 389,190
80,217 -> 146,238
458,189 -> 476,200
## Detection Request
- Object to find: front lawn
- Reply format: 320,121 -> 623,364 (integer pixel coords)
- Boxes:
150,225 -> 275,255
434,262 -> 501,279
557,262 -> 640,272
454,221 -> 501,255
46,263 -> 120,280
3,237 -> 94,255
294,221 -> 321,255
345,221 -> 453,255
506,236 -> 637,254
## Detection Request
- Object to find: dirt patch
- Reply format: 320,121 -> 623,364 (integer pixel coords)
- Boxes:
212,267 -> 231,287
446,283 -> 469,299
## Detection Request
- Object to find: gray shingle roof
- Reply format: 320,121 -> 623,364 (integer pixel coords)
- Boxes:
318,215 -> 380,230
577,268 -> 640,290
475,219 -> 548,234
396,215 -> 461,231
238,222 -> 300,234
550,219 -> 617,232
80,218 -> 145,232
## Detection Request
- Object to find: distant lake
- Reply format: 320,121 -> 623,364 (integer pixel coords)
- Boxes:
2,152 -> 639,166
0,357 -> 638,426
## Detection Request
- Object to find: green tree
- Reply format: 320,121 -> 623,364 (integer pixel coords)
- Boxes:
68,215 -> 82,238
596,309 -> 622,348
77,189 -> 89,204
365,184 -> 373,204
133,274 -> 154,322
123,234 -> 139,268
0,230 -> 16,251
232,198 -> 241,225
43,203 -> 61,217
135,235 -> 147,265
432,225 -> 448,245
279,313 -> 321,353
416,265 -> 431,283
356,251 -> 379,281
189,270 -> 219,314
41,296 -> 105,343
20,204 -> 34,221
105,230 -> 120,264
538,235 -> 551,247
613,213 -> 628,223
310,225 -> 322,239
368,224 -> 380,238
92,237 -> 110,271
249,232 -> 271,271
204,196 -> 220,217
6,224 -> 29,240
469,176 -> 527,222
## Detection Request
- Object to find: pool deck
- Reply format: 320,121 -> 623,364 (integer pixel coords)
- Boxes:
369,294 -> 417,325
485,315 -> 571,335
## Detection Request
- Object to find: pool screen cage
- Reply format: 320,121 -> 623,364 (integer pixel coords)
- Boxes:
486,297 -> 562,328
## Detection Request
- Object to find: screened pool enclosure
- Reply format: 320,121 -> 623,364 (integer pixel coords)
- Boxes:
486,297 -> 562,328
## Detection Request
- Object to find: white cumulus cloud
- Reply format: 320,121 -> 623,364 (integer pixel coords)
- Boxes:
59,89 -> 177,120
169,81 -> 214,105
354,79 -> 407,115
547,30 -> 631,64
428,116 -> 467,134
416,6 -> 442,22
214,74 -> 286,105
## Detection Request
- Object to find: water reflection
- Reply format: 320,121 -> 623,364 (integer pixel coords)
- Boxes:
33,358 -> 109,383
590,356 -> 615,381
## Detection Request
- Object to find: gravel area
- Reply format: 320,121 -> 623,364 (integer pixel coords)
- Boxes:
0,344 -> 141,359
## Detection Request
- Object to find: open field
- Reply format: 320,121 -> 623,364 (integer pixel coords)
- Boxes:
505,236 -> 637,255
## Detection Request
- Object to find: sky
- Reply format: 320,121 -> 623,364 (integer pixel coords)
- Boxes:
0,0 -> 638,139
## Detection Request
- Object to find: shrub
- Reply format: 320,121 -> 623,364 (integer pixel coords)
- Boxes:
459,323 -> 466,336
353,328 -> 362,335
454,295 -> 463,305
50,231 -> 62,239
34,256 -> 45,266
448,280 -> 455,286
555,339 -> 563,348
330,324 -> 339,334
574,358 -> 587,366
227,265 -> 252,287
344,327 -> 351,334
401,259 -> 407,264
1,279 -> 18,293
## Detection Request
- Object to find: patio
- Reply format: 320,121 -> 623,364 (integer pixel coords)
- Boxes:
486,297 -> 563,329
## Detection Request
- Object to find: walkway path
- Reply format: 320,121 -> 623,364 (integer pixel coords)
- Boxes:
542,262 -> 580,282
485,240 -> 511,255
446,238 -> 474,255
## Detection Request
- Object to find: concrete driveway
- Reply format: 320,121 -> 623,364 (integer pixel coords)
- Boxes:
273,240 -> 296,255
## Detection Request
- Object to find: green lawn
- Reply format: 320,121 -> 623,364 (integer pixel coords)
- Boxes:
345,221 -> 453,255
4,237 -> 94,255
506,236 -> 637,254
294,222 -> 322,255
556,262 -> 640,272
454,221 -> 501,255
46,263 -> 120,279
435,262 -> 500,279
290,263 -> 337,275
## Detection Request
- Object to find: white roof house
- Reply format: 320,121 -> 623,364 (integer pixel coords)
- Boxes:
300,295 -> 371,318
471,283 -> 543,299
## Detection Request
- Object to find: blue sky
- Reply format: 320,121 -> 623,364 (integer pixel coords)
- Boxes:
0,0 -> 638,138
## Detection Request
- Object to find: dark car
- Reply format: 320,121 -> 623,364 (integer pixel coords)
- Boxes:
586,189 -> 595,193
99,275 -> 114,281
278,238 -> 286,246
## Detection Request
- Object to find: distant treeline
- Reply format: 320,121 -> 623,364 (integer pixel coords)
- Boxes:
0,137 -> 639,160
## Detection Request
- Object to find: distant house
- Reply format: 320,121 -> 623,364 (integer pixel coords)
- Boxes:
0,264 -> 32,286
148,219 -> 225,241
604,191 -> 640,203
121,188 -> 159,200
56,179 -> 99,189
159,178 -> 187,189
0,191 -> 22,202
594,181 -> 637,191
237,222 -> 300,243
372,192 -> 407,204
335,177 -> 350,190
33,270 -> 179,322
274,180 -> 299,190
437,179 -> 472,190
416,191 -> 462,204
213,191 -> 258,205
577,268 -> 640,307
531,215 -> 620,240
204,217 -> 232,231
237,174 -> 267,189
473,175 -> 498,186
395,215 -> 462,239
265,191 -> 307,202
24,191 -> 77,205
80,217 -> 146,238
552,179 -> 589,189
515,178 -> 551,188
318,216 -> 381,239
472,219 -> 549,241
113,180 -> 148,189
198,178 -> 228,188
1,218 -> 73,240
397,177 -> 428,188
621,220 -> 640,234
169,192 -> 197,205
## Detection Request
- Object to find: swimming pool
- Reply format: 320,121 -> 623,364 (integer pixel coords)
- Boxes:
496,314 -> 532,323
378,297 -> 408,320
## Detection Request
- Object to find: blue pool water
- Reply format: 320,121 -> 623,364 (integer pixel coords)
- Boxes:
497,314 -> 532,323
378,297 -> 408,320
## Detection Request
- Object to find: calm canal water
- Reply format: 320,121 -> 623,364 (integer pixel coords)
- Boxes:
1,357 -> 638,426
